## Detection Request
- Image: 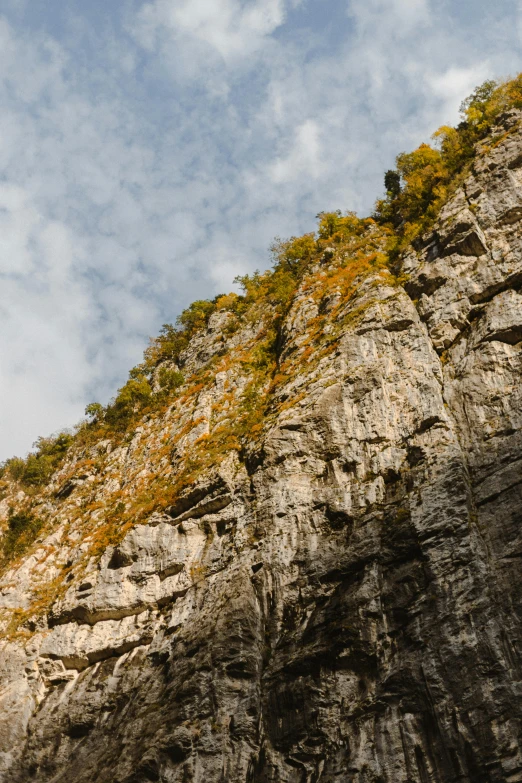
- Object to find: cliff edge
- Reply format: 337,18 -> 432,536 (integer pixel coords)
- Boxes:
0,90 -> 521,782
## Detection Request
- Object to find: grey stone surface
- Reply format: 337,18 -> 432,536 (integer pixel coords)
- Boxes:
0,117 -> 521,782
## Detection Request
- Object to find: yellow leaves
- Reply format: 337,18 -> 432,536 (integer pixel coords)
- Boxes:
270,233 -> 316,271
396,143 -> 442,176
178,382 -> 207,404
215,292 -> 240,311
316,211 -> 367,241
177,300 -> 216,332
459,75 -> 522,133
322,248 -> 387,307
500,73 -> 522,111
117,376 -> 152,407
384,141 -> 452,240
467,105 -> 484,126
269,224 -> 390,396
459,79 -> 498,128
432,125 -> 465,167
170,416 -> 206,447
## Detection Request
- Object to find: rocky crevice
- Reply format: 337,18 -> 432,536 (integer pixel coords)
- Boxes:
0,117 -> 521,782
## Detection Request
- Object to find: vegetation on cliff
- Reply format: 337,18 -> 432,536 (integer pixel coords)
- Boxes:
374,75 -> 522,251
1,74 -> 521,576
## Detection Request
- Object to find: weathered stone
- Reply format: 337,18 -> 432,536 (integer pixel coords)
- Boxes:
0,115 -> 521,783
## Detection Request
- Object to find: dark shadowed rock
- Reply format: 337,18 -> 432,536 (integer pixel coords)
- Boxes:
1,114 -> 522,783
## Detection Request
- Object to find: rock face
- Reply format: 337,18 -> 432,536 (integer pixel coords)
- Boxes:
0,116 -> 521,783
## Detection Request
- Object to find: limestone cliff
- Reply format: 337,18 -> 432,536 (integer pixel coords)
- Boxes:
0,105 -> 521,782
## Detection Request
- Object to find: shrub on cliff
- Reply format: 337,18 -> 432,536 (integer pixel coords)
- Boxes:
1,432 -> 73,488
316,210 -> 370,241
7,73 -> 522,491
157,367 -> 184,394
374,75 -> 522,244
143,323 -> 188,369
1,510 -> 43,563
85,402 -> 104,423
104,374 -> 153,429
144,299 -> 221,371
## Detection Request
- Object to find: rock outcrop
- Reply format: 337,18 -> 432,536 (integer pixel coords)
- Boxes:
0,113 -> 521,783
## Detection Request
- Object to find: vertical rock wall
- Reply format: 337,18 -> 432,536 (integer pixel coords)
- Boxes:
0,115 -> 521,782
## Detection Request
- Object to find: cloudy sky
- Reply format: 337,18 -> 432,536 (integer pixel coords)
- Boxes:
0,0 -> 520,460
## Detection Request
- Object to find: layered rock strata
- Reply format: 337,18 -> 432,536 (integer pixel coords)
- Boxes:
0,114 -> 521,782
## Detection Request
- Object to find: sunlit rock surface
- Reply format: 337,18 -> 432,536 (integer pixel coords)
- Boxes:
0,115 -> 521,782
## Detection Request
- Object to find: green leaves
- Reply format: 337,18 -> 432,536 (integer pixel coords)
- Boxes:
384,170 -> 401,199
375,75 -> 522,242
158,368 -> 184,393
176,299 -> 216,332
459,79 -> 498,128
1,510 -> 43,564
1,432 -> 73,487
85,402 -> 104,422
105,374 -> 152,429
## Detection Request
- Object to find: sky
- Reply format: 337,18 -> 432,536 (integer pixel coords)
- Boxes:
0,0 -> 520,460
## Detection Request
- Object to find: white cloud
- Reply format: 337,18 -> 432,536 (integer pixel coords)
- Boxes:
428,65 -> 492,124
132,0 -> 297,62
348,0 -> 431,35
0,0 -> 520,459
0,185 -> 41,274
270,120 -> 323,183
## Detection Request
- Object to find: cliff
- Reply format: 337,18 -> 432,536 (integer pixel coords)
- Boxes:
0,93 -> 521,782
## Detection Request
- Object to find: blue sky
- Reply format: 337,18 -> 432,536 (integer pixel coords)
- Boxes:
0,0 -> 520,459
